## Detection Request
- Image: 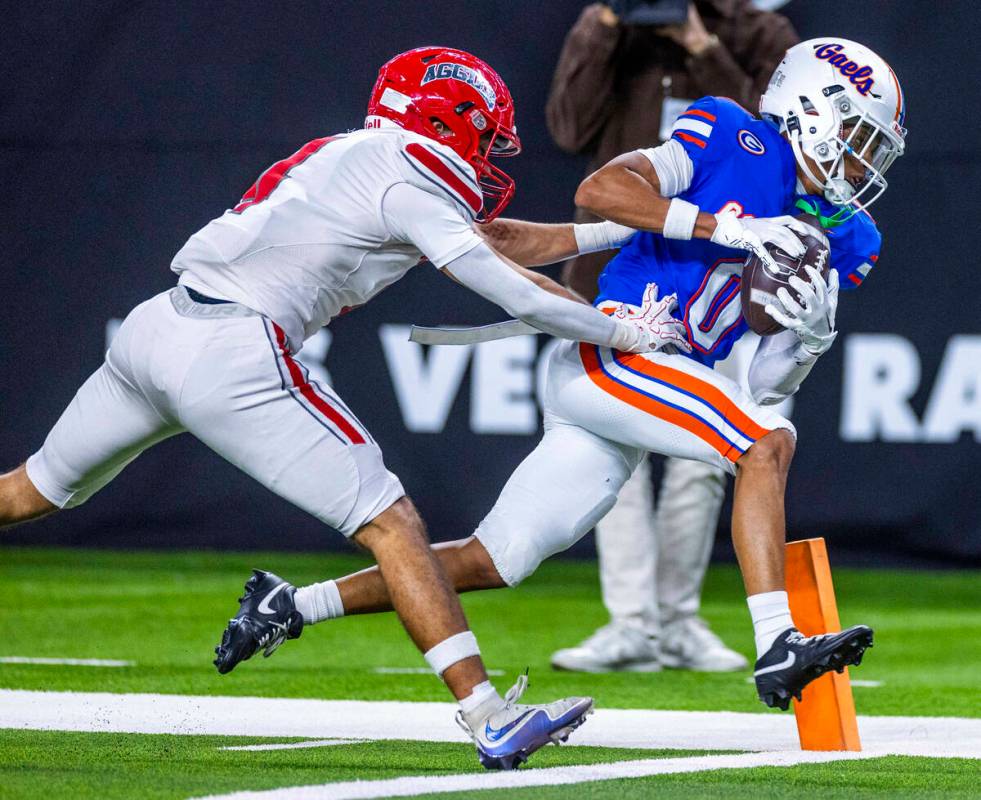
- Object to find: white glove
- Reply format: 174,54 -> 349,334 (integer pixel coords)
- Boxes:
711,212 -> 811,274
765,265 -> 840,356
614,282 -> 692,354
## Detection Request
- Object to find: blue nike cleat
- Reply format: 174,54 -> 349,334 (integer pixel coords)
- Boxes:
456,674 -> 594,770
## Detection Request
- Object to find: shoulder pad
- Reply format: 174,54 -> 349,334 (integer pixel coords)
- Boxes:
398,135 -> 483,220
669,96 -> 720,155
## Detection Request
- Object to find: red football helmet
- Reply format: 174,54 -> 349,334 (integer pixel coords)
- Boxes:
367,46 -> 521,221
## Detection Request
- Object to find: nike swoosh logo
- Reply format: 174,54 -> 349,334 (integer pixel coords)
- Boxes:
257,583 -> 287,615
754,651 -> 796,676
484,710 -> 535,742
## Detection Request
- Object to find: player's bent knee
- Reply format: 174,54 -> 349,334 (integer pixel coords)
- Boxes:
352,496 -> 428,553
741,429 -> 796,475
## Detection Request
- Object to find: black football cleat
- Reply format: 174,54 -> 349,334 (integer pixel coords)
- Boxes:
754,625 -> 873,710
213,569 -> 304,675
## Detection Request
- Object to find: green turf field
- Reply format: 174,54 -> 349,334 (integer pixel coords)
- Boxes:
1,546 -> 979,798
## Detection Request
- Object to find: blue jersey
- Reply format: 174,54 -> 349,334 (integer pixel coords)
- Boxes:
595,96 -> 881,367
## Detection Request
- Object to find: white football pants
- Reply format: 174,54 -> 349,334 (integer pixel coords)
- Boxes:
26,287 -> 404,537
595,335 -> 795,632
475,339 -> 793,586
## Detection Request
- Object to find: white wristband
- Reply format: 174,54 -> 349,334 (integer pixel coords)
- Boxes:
424,630 -> 481,677
574,221 -> 636,254
662,198 -> 699,241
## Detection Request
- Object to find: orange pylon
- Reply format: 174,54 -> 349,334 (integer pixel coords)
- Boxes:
785,537 -> 862,751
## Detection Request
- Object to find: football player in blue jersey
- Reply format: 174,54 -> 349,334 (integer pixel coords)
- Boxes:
254,39 -> 906,711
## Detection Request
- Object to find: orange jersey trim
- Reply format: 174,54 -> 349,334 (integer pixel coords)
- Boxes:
611,350 -> 772,442
683,109 -> 717,122
579,344 -> 742,463
674,131 -> 707,149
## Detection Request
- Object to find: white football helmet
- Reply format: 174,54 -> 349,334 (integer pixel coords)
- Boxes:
760,38 -> 907,214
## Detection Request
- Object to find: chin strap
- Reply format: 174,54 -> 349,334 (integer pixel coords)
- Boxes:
787,132 -> 856,227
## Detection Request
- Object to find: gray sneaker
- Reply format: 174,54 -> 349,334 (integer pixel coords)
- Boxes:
550,622 -> 660,673
659,616 -> 748,672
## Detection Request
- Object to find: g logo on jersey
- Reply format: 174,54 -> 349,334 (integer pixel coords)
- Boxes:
737,130 -> 766,155
421,63 -> 497,110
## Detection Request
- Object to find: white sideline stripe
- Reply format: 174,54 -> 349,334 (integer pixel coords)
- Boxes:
372,667 -> 504,676
219,739 -> 363,752
0,657 -> 135,667
743,677 -> 883,688
2,690 -> 979,759
190,751 -> 871,800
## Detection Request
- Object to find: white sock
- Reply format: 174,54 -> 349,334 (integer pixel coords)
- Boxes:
747,591 -> 795,659
294,580 -> 344,625
459,680 -> 503,726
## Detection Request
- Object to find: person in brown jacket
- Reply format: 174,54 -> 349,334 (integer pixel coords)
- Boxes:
546,1 -> 799,675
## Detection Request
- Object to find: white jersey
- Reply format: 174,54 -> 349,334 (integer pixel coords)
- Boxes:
171,123 -> 484,353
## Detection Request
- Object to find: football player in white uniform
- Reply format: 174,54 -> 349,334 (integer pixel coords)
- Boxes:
0,46 -> 688,770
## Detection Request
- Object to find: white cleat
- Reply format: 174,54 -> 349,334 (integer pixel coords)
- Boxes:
550,622 -> 661,673
456,674 -> 593,770
659,616 -> 748,672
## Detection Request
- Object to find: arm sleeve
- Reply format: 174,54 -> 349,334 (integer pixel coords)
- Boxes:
637,139 -> 695,198
544,4 -> 623,154
747,329 -> 821,406
443,241 -> 635,350
381,182 -> 484,268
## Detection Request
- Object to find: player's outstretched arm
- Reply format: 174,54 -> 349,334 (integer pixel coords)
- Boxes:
477,218 -> 634,268
442,242 -> 645,351
382,182 -> 661,353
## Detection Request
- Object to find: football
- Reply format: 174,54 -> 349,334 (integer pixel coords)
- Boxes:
740,214 -> 831,336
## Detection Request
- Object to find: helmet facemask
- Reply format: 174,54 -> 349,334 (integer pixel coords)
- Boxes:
798,99 -> 905,213
423,103 -> 521,221
468,110 -> 520,222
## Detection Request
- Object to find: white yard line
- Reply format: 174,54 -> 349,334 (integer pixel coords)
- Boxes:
220,740 -> 364,752
0,657 -> 135,667
2,690 -> 978,759
190,750 -> 873,800
743,676 -> 883,688
372,667 -> 504,676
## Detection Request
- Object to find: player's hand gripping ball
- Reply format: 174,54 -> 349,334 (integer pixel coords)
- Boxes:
740,214 -> 831,336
